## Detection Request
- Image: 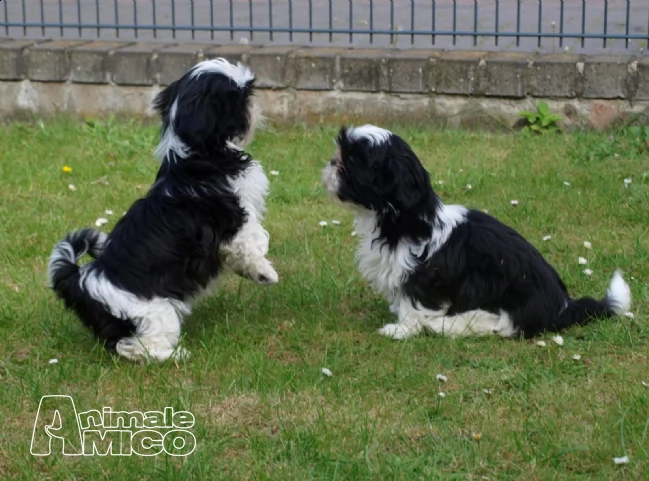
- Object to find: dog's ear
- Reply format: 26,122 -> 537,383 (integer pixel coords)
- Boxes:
152,80 -> 179,117
374,143 -> 431,215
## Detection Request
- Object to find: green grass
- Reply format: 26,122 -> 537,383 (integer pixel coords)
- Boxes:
0,118 -> 648,480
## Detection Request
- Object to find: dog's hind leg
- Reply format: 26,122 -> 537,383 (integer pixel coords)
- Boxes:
115,299 -> 189,363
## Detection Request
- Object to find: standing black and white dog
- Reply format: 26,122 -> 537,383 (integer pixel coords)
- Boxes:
48,58 -> 278,362
322,125 -> 631,340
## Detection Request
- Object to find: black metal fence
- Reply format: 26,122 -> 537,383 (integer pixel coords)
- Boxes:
1,1 -> 648,54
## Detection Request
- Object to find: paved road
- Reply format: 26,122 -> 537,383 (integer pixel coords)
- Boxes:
1,0 -> 648,55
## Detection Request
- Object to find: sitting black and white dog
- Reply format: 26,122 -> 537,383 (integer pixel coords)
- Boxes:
322,125 -> 631,340
48,58 -> 278,362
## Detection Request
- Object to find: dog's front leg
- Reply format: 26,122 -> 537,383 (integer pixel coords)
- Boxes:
221,161 -> 278,285
378,296 -> 427,340
220,220 -> 279,285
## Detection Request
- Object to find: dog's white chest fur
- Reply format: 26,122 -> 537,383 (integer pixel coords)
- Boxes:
354,214 -> 422,300
353,204 -> 468,302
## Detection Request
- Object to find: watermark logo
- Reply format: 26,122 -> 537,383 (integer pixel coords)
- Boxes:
30,395 -> 196,457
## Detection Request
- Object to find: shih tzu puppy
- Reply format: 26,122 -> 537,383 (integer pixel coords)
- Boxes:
322,125 -> 631,340
48,58 -> 278,362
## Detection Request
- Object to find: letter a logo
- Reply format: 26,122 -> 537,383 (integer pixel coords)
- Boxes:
31,395 -> 83,456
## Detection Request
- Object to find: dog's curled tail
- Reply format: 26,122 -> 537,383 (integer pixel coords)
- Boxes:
48,228 -> 107,302
555,270 -> 631,330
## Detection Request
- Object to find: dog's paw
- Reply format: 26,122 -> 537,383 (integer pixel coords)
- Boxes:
378,323 -> 418,340
171,346 -> 191,361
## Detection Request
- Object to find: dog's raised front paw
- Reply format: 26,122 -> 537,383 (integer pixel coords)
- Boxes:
378,323 -> 418,340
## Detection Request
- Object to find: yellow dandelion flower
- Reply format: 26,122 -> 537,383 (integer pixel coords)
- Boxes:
62,166 -> 72,173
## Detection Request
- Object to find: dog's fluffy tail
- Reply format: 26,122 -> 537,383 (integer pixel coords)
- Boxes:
554,270 -> 631,330
48,229 -> 106,290
47,228 -> 107,314
48,229 -> 136,351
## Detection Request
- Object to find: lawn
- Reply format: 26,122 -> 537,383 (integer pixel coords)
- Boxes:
0,118 -> 647,480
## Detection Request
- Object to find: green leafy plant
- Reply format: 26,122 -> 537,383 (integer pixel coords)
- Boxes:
518,101 -> 562,134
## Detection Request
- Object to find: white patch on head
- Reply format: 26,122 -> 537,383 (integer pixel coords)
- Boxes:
346,125 -> 392,146
190,58 -> 254,87
154,99 -> 191,162
606,270 -> 632,315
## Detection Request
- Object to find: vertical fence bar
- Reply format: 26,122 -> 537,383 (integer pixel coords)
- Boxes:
390,0 -> 394,44
289,0 -> 293,42
152,0 -> 158,39
516,0 -> 521,47
229,0 -> 234,41
209,0 -> 214,40
410,0 -> 415,45
40,0 -> 45,36
473,0 -> 478,47
190,0 -> 195,40
495,0 -> 499,46
537,0 -> 542,48
249,0 -> 254,41
369,0 -> 373,44
432,0 -> 436,45
3,0 -> 8,35
132,0 -> 138,38
603,0 -> 608,48
625,0 -> 630,48
22,0 -> 26,36
581,0 -> 585,48
349,0 -> 353,43
96,0 -> 101,37
559,0 -> 564,48
114,0 -> 119,38
268,0 -> 273,42
77,0 -> 82,37
59,0 -> 64,37
171,0 -> 176,40
329,0 -> 333,42
411,0 -> 415,45
308,0 -> 313,42
452,0 -> 457,46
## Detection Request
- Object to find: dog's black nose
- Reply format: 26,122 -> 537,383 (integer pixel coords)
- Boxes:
330,158 -> 337,166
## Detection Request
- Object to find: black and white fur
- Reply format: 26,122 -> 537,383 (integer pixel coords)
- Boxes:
48,58 -> 278,362
322,125 -> 631,340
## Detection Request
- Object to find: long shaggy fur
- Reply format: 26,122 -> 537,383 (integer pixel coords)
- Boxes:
48,58 -> 278,362
322,124 -> 631,340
